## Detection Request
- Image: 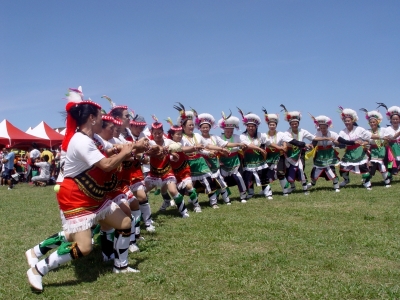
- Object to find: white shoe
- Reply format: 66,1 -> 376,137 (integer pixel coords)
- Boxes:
267,196 -> 273,200
170,199 -> 176,207
226,202 -> 232,205
136,236 -> 145,242
181,212 -> 190,218
128,243 -> 140,253
366,187 -> 372,191
334,189 -> 340,192
113,266 -> 140,273
25,249 -> 38,268
385,184 -> 391,188
145,224 -> 156,232
193,205 -> 202,213
304,191 -> 310,195
283,193 -> 289,197
241,199 -> 247,203
212,204 -> 219,209
27,268 -> 43,292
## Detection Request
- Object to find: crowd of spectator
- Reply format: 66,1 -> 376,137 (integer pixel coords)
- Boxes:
0,143 -> 61,189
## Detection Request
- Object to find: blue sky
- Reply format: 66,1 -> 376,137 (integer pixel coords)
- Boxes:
1,0 -> 399,134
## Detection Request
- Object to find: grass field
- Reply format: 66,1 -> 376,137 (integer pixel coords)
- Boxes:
1,167 -> 400,299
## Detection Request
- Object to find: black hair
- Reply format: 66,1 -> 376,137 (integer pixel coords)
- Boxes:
109,107 -> 125,119
102,119 -> 113,129
150,124 -> 164,132
69,104 -> 100,127
182,119 -> 194,133
242,126 -> 258,137
43,155 -> 49,162
353,122 -> 358,126
390,114 -> 400,120
167,127 -> 182,138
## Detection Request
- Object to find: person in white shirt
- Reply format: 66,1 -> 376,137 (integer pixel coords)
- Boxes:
145,117 -> 189,218
175,102 -> 229,208
307,115 -> 341,192
359,109 -> 392,187
31,155 -> 51,186
280,105 -> 315,194
218,113 -> 248,202
376,103 -> 400,179
107,99 -> 155,233
26,88 -> 149,292
261,108 -> 292,196
197,112 -> 246,205
337,107 -> 384,190
237,108 -> 275,199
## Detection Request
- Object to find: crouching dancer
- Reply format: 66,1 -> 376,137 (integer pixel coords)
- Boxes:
25,89 -> 148,292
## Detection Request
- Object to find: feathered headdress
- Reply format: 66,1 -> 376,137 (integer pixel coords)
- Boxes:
130,114 -> 147,126
166,117 -> 182,131
61,86 -> 101,152
237,107 -> 261,126
102,95 -> 127,113
151,115 -> 163,129
175,102 -> 194,125
338,106 -> 358,122
377,102 -> 400,120
262,107 -> 279,124
280,104 -> 301,123
309,113 -> 332,128
196,113 -> 216,129
218,110 -> 239,130
360,108 -> 382,124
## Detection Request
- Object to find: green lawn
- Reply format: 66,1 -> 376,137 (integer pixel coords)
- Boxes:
1,168 -> 400,299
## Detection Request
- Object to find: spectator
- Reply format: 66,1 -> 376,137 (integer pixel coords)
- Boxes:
41,148 -> 54,164
1,146 -> 15,190
32,155 -> 50,186
25,143 -> 41,183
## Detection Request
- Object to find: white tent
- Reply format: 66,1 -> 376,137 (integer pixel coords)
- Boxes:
26,127 -> 33,134
59,128 -> 66,135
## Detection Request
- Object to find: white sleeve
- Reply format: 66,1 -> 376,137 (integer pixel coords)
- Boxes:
75,136 -> 105,167
358,127 -> 372,140
215,136 -> 228,147
338,130 -> 347,139
281,132 -> 293,143
330,131 -> 339,141
302,129 -> 316,141
260,133 -> 271,146
239,134 -> 250,145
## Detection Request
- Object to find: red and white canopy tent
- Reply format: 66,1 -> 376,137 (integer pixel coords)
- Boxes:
29,121 -> 65,148
0,119 -> 48,148
59,128 -> 66,135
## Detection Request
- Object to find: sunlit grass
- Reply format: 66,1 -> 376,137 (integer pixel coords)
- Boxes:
1,165 -> 400,299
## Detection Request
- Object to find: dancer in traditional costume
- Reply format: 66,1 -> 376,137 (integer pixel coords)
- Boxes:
106,97 -> 155,233
307,114 -> 341,192
165,118 -> 202,212
197,111 -> 245,205
359,108 -> 392,187
175,102 -> 228,209
26,88 -> 148,292
145,116 -> 189,218
376,103 -> 400,178
338,107 -> 384,190
261,108 -> 292,196
237,108 -> 276,199
218,112 -> 248,202
280,104 -> 315,194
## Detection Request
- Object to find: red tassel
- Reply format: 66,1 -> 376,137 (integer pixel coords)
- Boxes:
61,103 -> 78,152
